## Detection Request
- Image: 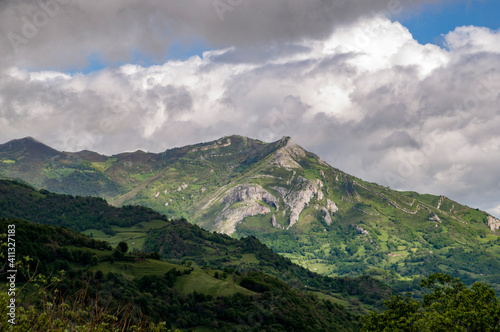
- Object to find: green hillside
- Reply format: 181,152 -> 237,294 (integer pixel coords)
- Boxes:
1,136 -> 499,291
0,180 -> 394,312
0,218 -> 363,331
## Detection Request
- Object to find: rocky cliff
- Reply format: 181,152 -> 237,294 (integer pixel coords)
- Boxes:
488,216 -> 500,232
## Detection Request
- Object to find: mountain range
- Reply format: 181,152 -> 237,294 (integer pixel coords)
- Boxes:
1,135 -> 500,289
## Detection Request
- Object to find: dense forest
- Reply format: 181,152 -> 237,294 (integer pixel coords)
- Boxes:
0,179 -> 167,234
0,218 -> 360,331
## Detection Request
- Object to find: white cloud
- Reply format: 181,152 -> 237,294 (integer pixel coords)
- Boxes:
0,15 -> 500,217
445,26 -> 500,54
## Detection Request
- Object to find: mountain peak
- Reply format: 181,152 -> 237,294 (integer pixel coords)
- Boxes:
0,137 -> 60,158
269,137 -> 306,170
279,136 -> 292,145
11,136 -> 38,144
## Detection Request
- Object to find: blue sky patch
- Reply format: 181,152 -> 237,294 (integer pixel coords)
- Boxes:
397,0 -> 500,46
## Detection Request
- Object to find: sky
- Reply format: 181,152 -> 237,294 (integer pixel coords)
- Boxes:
0,0 -> 499,218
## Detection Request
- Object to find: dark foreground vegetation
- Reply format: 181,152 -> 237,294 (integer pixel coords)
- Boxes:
0,218 -> 360,331
363,273 -> 500,331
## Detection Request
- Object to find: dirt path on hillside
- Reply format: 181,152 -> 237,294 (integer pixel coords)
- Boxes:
109,169 -> 168,207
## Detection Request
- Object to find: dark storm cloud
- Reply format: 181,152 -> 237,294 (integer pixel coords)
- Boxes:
0,0 -> 435,70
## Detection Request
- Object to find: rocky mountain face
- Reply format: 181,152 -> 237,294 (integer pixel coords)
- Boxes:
488,216 -> 500,232
1,135 -> 499,287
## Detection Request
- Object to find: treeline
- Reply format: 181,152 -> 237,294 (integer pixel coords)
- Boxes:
0,180 -> 167,233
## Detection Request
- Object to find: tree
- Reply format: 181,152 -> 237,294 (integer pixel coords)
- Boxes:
363,273 -> 500,331
117,241 -> 129,253
113,248 -> 124,260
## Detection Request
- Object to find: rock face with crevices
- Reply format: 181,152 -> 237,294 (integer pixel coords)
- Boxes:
274,176 -> 322,229
214,200 -> 271,234
210,184 -> 279,234
270,140 -> 306,170
321,207 -> 332,225
487,216 -> 500,232
222,184 -> 278,209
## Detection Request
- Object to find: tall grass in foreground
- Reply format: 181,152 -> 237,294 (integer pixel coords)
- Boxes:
0,261 -> 174,331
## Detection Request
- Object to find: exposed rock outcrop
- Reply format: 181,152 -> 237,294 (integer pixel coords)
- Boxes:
321,207 -> 332,225
317,190 -> 324,200
273,176 -> 322,229
189,138 -> 232,153
270,139 -> 306,170
222,184 -> 279,209
271,214 -> 283,229
211,184 -> 279,234
327,199 -> 339,213
429,213 -> 441,223
214,200 -> 271,234
353,225 -> 369,235
487,216 -> 500,232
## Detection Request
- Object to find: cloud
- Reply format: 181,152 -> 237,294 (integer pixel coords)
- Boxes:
0,14 -> 499,217
445,26 -> 500,54
371,130 -> 421,150
0,0 -> 435,71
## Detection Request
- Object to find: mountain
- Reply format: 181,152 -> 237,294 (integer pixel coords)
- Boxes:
0,136 -> 60,158
1,136 -> 500,289
1,181 -> 402,330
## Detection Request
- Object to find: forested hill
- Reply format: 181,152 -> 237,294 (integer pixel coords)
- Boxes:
0,218 -> 362,331
0,180 -> 396,330
0,179 -> 166,234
